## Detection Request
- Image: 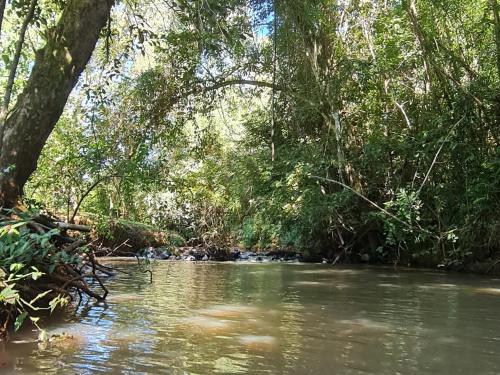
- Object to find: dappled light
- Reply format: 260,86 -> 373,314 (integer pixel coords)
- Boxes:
1,0 -> 499,373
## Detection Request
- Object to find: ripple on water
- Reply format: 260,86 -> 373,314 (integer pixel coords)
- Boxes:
178,316 -> 234,334
330,269 -> 362,275
297,269 -> 361,275
295,269 -> 336,275
104,329 -> 149,346
8,263 -> 500,374
377,283 -> 402,288
106,294 -> 144,303
237,335 -> 276,349
337,318 -> 392,332
293,281 -> 329,286
292,281 -> 350,290
378,273 -> 401,278
418,283 -> 458,291
474,287 -> 500,296
437,336 -> 460,345
335,284 -> 350,289
196,304 -> 260,318
213,356 -> 249,373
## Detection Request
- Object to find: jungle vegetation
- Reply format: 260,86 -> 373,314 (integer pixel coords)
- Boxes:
0,0 -> 499,335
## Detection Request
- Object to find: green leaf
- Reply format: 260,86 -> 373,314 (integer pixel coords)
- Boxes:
31,269 -> 44,281
14,312 -> 28,331
48,263 -> 56,274
0,286 -> 19,304
9,263 -> 24,272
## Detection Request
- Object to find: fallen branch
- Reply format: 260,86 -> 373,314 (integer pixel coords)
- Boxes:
54,222 -> 91,232
63,239 -> 87,253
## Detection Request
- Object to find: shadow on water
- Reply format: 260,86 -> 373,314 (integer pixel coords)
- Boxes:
4,262 -> 500,374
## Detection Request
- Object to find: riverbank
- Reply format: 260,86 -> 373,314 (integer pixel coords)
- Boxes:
91,243 -> 500,277
98,244 -> 500,278
52,216 -> 498,275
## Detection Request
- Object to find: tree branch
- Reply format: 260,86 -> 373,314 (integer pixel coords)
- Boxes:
70,174 -> 119,223
176,78 -> 278,103
200,79 -> 278,94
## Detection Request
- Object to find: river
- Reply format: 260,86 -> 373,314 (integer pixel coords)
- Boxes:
3,261 -> 500,374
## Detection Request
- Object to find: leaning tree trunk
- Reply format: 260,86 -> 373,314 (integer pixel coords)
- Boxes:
0,0 -> 114,209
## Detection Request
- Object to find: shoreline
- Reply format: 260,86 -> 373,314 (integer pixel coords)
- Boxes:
97,255 -> 500,278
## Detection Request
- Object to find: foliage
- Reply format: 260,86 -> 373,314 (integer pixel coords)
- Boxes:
92,217 -> 185,252
12,0 -> 500,268
0,219 -> 70,336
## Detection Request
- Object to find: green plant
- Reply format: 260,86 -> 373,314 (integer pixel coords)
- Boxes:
0,220 -> 72,336
0,265 -> 68,334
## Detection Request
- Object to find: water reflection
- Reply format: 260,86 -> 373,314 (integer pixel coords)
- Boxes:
4,262 -> 500,374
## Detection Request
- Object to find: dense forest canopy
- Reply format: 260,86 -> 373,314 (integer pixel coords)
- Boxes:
1,0 -> 499,268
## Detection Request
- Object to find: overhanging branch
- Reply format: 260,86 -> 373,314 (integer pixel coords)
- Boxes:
181,78 -> 280,100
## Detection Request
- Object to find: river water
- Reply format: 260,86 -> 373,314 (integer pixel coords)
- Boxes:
3,261 -> 500,374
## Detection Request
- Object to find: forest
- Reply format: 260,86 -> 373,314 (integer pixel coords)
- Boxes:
0,0 -> 499,369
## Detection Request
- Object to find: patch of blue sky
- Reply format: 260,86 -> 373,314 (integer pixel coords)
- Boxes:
254,15 -> 272,38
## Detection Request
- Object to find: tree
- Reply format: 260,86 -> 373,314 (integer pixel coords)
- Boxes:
19,0 -> 500,267
0,0 -> 114,209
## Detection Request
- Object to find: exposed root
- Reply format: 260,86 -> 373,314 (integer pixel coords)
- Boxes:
0,213 -> 112,340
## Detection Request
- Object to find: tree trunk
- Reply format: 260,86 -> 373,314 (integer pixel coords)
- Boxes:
2,0 -> 37,113
0,0 -> 114,208
0,0 -> 38,144
0,0 -> 6,41
491,0 -> 500,80
490,0 -> 500,130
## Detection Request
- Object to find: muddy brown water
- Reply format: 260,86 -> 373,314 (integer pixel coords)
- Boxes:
3,261 -> 500,374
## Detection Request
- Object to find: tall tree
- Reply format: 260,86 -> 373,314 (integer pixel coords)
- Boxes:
0,0 -> 114,208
